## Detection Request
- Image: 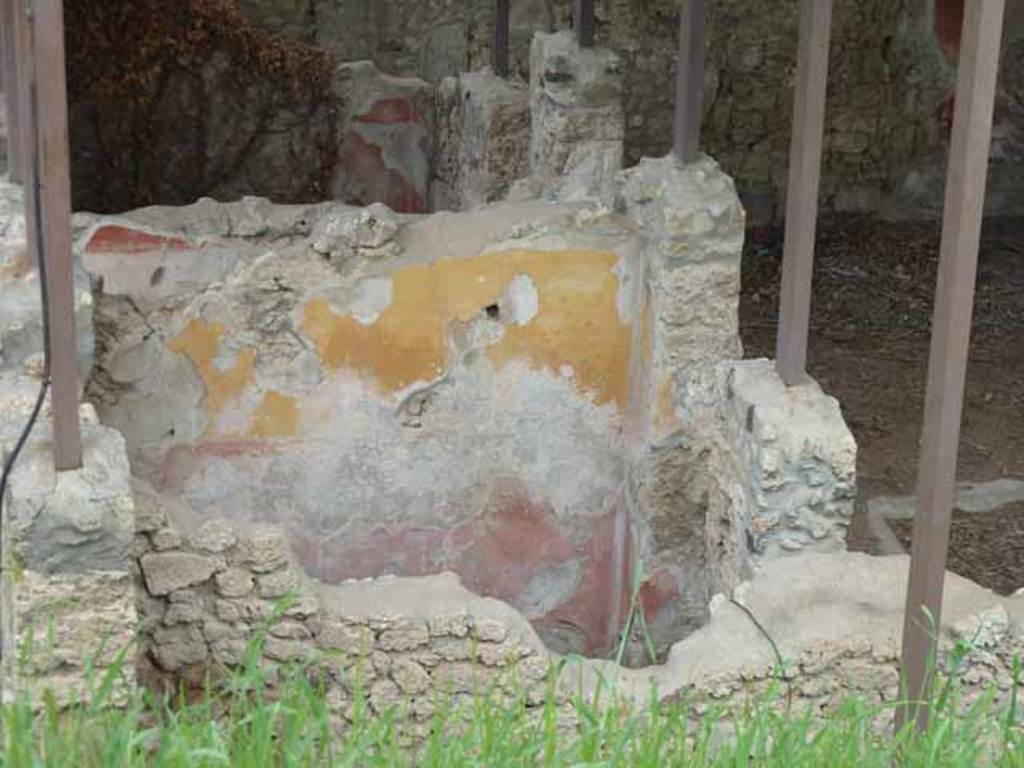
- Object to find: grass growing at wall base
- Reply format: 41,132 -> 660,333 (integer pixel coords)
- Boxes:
1,638 -> 1023,768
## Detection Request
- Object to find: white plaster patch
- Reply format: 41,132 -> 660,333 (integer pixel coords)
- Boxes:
499,274 -> 539,326
348,277 -> 394,325
614,256 -> 634,324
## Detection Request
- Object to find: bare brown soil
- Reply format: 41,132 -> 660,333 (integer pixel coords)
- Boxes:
739,216 -> 1024,592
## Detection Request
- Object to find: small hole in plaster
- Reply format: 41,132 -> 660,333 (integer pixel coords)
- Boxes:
745,405 -> 755,433
485,303 -> 500,320
150,266 -> 165,287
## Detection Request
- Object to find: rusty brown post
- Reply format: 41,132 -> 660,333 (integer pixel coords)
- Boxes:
573,0 -> 595,48
673,0 -> 706,163
775,0 -> 833,386
492,0 -> 510,78
23,0 -> 82,471
3,0 -> 25,182
896,0 -> 1005,734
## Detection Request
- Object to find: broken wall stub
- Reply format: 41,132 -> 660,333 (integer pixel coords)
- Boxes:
714,360 -> 857,559
0,404 -> 137,706
565,551 -> 1024,722
432,69 -> 531,212
529,31 -> 624,204
233,0 -> 1024,222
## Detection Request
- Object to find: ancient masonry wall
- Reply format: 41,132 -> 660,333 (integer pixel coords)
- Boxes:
53,0 -> 1024,220
2,176 -> 1022,711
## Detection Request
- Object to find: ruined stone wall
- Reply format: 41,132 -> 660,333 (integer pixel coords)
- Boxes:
236,0 -> 1024,221
81,196 -> 650,658
132,484 -> 556,727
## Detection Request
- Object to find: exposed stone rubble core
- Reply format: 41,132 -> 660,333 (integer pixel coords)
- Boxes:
715,360 -> 857,559
528,31 -> 625,204
0,400 -> 137,706
433,69 -> 531,211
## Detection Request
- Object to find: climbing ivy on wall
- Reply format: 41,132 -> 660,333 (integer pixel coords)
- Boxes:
65,0 -> 333,100
63,0 -> 338,212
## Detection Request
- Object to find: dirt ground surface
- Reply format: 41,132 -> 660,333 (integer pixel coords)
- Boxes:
739,216 -> 1024,592
887,503 -> 1024,596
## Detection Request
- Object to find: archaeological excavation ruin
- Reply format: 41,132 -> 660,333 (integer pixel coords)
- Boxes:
1,0 -> 1023,734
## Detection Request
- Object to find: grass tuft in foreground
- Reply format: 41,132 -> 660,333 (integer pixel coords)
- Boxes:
1,631 -> 1023,767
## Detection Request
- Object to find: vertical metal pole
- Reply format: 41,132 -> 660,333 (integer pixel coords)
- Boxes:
896,0 -> 1005,734
24,0 -> 82,471
492,0 -> 510,78
673,0 -> 706,163
3,0 -> 24,182
775,0 -> 833,386
573,0 -> 595,48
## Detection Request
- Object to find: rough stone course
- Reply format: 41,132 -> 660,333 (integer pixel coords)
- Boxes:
132,496 -> 561,723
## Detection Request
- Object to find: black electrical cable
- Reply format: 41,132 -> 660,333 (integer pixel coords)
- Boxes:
0,3 -> 55,671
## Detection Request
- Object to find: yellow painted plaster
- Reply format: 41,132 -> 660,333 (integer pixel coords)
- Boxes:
301,249 -> 633,407
170,319 -> 256,426
249,391 -> 301,438
653,376 -> 680,437
170,318 -> 299,438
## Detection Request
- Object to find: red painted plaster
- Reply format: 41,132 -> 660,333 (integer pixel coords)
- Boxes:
339,132 -> 427,214
935,0 -> 965,64
85,224 -> 190,254
355,98 -> 419,125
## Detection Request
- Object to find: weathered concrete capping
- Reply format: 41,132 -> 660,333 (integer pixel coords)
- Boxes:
0,403 -> 136,706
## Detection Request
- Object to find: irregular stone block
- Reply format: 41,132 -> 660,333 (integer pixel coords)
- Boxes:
392,658 -> 431,695
319,621 -> 373,656
368,678 -> 401,713
269,619 -> 312,641
151,624 -> 209,670
151,528 -> 184,552
257,568 -> 300,600
190,519 -> 237,554
215,568 -> 255,598
310,202 -> 399,259
232,529 -> 289,574
141,552 -> 222,596
377,624 -> 430,652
